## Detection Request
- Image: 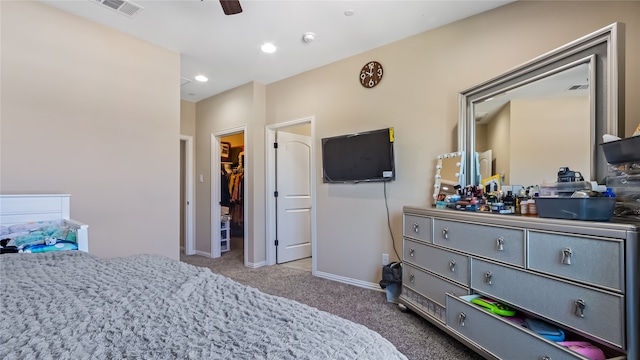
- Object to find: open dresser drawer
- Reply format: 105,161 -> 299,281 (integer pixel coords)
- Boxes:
446,295 -> 625,360
471,258 -> 625,348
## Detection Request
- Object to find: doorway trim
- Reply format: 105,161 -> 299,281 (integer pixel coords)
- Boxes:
211,127 -> 248,264
265,116 -> 316,272
180,135 -> 195,255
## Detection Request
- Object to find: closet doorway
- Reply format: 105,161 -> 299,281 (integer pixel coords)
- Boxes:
211,127 -> 247,265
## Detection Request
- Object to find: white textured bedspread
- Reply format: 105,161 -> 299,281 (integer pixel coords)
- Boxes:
0,251 -> 407,360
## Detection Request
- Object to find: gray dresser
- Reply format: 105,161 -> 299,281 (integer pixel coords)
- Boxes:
401,206 -> 639,360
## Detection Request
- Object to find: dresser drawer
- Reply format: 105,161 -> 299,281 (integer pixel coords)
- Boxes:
446,295 -> 586,360
403,263 -> 469,308
403,214 -> 432,242
471,259 -> 625,348
528,231 -> 624,293
433,219 -> 525,267
404,239 -> 469,286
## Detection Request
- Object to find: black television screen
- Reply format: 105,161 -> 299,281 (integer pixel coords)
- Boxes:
322,128 -> 395,183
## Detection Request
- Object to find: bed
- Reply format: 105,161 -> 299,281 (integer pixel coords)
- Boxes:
0,195 -> 407,359
0,194 -> 88,253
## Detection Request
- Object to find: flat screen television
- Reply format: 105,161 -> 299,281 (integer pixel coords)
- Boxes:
321,127 -> 395,183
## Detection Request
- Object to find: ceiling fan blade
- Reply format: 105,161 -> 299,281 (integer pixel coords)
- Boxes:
220,0 -> 242,15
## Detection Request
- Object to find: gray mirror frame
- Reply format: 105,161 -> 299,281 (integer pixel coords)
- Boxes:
458,22 -> 625,187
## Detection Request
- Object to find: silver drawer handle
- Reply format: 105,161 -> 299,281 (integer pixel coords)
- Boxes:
442,228 -> 449,239
413,223 -> 419,233
485,271 -> 492,285
409,273 -> 415,284
542,357 -> 552,360
449,260 -> 456,272
496,237 -> 504,251
458,312 -> 466,327
574,299 -> 586,318
562,247 -> 573,265
409,248 -> 415,257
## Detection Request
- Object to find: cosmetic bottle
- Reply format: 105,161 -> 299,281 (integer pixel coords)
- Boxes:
503,191 -> 515,213
520,200 -> 529,215
528,194 -> 538,216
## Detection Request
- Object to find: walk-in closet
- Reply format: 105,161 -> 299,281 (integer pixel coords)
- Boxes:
220,133 -> 244,257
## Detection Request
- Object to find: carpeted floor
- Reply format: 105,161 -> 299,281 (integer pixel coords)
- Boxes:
180,237 -> 482,360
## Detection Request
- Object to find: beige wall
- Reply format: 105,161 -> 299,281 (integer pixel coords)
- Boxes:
180,100 -> 197,138
511,97 -> 591,185
222,133 -> 245,148
180,100 -> 196,249
256,0 -> 640,284
194,82 -> 267,264
486,104 -> 511,185
280,124 -> 312,137
481,96 -> 590,187
1,1 -> 181,259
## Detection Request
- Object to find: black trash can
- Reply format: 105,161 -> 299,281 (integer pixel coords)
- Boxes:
379,262 -> 402,303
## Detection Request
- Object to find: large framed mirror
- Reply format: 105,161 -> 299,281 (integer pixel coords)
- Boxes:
459,23 -> 625,187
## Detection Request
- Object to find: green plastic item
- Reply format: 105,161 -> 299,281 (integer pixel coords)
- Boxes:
470,297 -> 516,316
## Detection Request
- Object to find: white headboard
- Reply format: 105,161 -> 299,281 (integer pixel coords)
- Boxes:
0,194 -> 89,252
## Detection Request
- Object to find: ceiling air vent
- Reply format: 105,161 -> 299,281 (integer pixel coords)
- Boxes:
92,0 -> 143,18
475,112 -> 488,122
568,84 -> 589,91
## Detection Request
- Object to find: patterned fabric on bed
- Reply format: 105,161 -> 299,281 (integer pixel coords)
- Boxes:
0,251 -> 408,360
19,240 -> 78,253
1,222 -> 76,250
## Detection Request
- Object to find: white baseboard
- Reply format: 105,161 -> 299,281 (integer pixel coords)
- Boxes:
186,253 -> 377,294
315,271 -> 384,292
246,260 -> 266,268
195,250 -> 211,257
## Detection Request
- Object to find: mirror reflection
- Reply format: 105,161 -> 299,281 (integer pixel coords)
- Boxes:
459,23 -> 623,188
473,62 -> 592,186
433,152 -> 464,202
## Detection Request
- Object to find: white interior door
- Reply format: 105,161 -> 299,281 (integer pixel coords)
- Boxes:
479,149 -> 493,182
276,131 -> 312,263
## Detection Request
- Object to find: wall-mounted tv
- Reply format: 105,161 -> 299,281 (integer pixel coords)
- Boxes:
322,127 -> 395,183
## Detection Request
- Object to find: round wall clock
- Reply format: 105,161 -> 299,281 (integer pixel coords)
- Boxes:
359,61 -> 383,88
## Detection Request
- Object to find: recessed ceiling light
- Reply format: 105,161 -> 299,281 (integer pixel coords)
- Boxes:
344,9 -> 355,16
302,32 -> 316,43
261,43 -> 277,54
195,75 -> 208,82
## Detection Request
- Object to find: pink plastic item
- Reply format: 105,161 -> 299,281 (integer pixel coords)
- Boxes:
558,341 -> 605,360
503,315 -> 526,326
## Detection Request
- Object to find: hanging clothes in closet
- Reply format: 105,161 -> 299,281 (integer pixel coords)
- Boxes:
228,166 -> 244,236
220,165 -> 231,208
